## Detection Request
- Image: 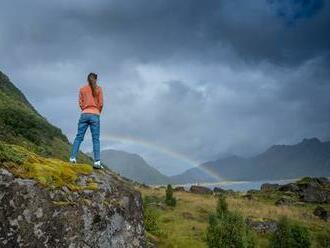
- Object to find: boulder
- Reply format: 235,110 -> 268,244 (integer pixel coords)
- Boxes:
242,193 -> 255,200
300,185 -> 330,203
313,206 -> 330,222
213,187 -> 226,193
247,189 -> 259,194
261,183 -> 280,192
189,185 -> 212,194
246,218 -> 278,234
0,168 -> 146,248
275,197 -> 294,206
278,183 -> 300,193
174,186 -> 186,192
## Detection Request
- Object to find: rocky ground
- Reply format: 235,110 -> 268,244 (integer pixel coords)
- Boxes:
0,142 -> 146,248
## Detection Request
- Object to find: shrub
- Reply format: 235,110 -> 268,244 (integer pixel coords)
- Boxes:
316,226 -> 330,248
216,195 -> 228,217
0,142 -> 26,164
143,196 -> 162,236
165,184 -> 176,207
206,196 -> 255,248
270,217 -> 310,248
144,207 -> 162,236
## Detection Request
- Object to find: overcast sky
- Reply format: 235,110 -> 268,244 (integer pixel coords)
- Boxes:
1,0 -> 329,175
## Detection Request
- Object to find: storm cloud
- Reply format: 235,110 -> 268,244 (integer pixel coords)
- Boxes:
1,0 -> 329,175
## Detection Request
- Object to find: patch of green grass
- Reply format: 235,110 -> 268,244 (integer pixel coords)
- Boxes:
0,141 -> 96,191
138,187 -> 330,248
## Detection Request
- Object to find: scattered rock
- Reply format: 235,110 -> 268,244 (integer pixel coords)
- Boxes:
278,183 -> 300,193
313,206 -> 330,221
275,196 -> 294,206
247,189 -> 259,194
213,187 -> 226,193
242,193 -> 255,200
246,218 -> 278,234
174,186 -> 185,192
189,185 -> 212,194
261,183 -> 280,192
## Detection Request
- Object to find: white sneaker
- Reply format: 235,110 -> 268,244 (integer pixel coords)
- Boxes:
69,158 -> 77,164
93,161 -> 104,169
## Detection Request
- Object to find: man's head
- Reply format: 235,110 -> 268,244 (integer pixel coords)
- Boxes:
87,72 -> 97,85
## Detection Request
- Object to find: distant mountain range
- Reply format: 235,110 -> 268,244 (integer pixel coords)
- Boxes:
99,138 -> 330,185
98,149 -> 171,185
172,138 -> 330,183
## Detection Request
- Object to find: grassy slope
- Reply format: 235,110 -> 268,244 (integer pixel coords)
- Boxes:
138,187 -> 330,248
0,71 -> 91,163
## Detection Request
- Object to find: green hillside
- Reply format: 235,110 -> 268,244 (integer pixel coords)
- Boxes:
0,70 -> 91,163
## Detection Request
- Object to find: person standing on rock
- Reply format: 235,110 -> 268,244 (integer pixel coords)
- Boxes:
69,72 -> 104,169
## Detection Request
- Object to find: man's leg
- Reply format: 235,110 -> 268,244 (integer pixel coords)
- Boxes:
70,114 -> 89,161
90,114 -> 101,163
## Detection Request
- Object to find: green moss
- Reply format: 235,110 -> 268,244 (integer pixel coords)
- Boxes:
0,141 -> 97,191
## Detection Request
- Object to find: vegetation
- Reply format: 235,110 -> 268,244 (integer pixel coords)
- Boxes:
165,184 -> 177,207
143,196 -> 162,236
206,196 -> 255,248
0,141 -> 97,191
270,217 -> 311,248
0,70 -> 91,163
316,226 -> 330,248
138,187 -> 330,248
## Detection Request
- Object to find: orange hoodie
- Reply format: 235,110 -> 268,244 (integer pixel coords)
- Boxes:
79,83 -> 103,115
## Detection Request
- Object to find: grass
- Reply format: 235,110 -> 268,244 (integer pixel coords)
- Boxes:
0,141 -> 97,191
138,187 -> 330,248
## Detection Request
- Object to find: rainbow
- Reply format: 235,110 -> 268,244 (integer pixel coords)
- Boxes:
101,133 -> 224,181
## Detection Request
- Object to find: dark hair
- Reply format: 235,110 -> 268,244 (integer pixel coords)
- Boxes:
87,72 -> 98,100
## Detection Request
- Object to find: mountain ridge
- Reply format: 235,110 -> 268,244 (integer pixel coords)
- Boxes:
97,149 -> 171,185
172,137 -> 330,183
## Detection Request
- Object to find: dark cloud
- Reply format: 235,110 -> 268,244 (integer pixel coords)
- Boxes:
0,0 -> 329,175
268,0 -> 324,23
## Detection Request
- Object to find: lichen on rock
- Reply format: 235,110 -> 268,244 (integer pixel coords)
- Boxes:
0,142 -> 146,247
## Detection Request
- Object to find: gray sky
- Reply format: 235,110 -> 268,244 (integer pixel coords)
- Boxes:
1,0 -> 329,175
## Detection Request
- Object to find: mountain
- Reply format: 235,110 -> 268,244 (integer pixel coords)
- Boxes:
173,138 -> 330,183
0,70 -> 90,163
170,166 -> 219,184
99,149 -> 171,185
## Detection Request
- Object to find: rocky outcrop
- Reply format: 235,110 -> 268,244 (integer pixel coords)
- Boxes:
174,186 -> 185,192
276,177 -> 330,204
261,183 -> 280,192
278,183 -> 300,193
0,168 -> 146,248
189,185 -> 212,194
275,196 -> 294,206
246,218 -> 277,234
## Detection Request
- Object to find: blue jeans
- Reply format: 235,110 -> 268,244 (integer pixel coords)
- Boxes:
70,113 -> 100,162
